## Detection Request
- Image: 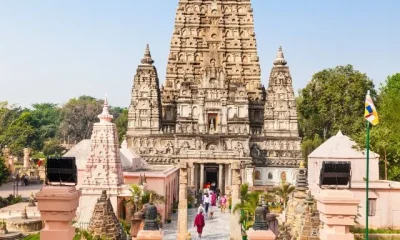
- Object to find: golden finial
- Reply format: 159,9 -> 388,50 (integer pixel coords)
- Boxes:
299,160 -> 305,169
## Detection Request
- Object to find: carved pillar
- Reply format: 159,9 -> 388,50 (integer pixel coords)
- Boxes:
230,162 -> 242,240
23,148 -> 31,168
200,163 -> 204,189
190,163 -> 195,187
177,163 -> 188,240
228,164 -> 232,186
36,186 -> 80,240
316,189 -> 360,240
218,164 -> 223,191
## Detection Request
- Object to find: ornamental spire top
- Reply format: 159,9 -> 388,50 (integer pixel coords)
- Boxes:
98,95 -> 113,123
273,46 -> 287,66
141,44 -> 154,65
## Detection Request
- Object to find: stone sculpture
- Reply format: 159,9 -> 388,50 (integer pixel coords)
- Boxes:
253,196 -> 268,230
143,195 -> 159,231
28,193 -> 36,207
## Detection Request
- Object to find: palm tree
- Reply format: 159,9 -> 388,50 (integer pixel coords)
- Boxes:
274,182 -> 295,209
233,183 -> 260,235
128,184 -> 165,212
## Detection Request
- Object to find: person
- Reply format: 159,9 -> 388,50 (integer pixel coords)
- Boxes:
211,191 -> 217,206
194,209 -> 205,238
220,194 -> 227,213
211,181 -> 216,191
198,203 -> 205,214
203,193 -> 210,216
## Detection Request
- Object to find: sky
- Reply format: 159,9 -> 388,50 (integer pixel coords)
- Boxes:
0,0 -> 399,108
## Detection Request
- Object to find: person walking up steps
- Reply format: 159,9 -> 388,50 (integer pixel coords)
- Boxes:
194,209 -> 205,238
220,194 -> 227,213
203,193 -> 210,217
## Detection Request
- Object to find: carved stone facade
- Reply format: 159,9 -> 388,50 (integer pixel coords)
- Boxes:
127,0 -> 302,187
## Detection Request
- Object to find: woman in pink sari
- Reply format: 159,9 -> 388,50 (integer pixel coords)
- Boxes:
211,192 -> 217,206
194,210 -> 205,238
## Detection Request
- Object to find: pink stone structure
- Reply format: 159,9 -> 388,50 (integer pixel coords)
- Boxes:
308,131 -> 400,229
123,166 -> 179,222
35,186 -> 80,240
64,98 -> 179,224
315,189 -> 359,240
135,230 -> 163,240
77,97 -> 125,223
246,229 -> 276,240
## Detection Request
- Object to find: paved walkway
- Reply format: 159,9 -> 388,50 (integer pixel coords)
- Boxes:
0,181 -> 42,198
163,206 -> 231,240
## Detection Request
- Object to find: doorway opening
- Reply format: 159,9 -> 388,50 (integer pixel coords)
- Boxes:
204,165 -> 218,190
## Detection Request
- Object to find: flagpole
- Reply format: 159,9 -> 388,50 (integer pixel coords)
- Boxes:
365,121 -> 370,240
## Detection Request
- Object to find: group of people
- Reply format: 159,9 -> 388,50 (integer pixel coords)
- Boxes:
193,187 -> 229,238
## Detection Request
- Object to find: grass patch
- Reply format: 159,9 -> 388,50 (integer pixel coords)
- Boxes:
23,233 -> 40,240
351,226 -> 400,234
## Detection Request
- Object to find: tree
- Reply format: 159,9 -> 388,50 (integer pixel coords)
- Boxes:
301,134 -> 322,160
42,139 -> 66,156
297,65 -> 376,151
58,96 -> 103,143
0,156 -> 10,186
0,111 -> 37,155
233,183 -> 260,234
30,103 -> 62,150
354,73 -> 400,180
274,182 -> 295,209
111,107 -> 128,144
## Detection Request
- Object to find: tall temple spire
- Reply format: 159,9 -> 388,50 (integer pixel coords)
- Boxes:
273,46 -> 287,66
98,96 -> 113,123
141,44 -> 154,65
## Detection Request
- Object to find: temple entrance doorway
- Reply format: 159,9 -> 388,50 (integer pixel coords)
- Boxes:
204,165 -> 218,190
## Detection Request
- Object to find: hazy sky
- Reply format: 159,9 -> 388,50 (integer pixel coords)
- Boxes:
0,1 -> 399,108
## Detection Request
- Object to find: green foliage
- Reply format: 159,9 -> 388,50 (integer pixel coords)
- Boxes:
111,107 -> 128,144
351,226 -> 400,234
119,219 -> 131,236
274,182 -> 295,209
0,111 -> 37,155
301,134 -> 323,160
23,233 -> 40,240
128,184 -> 165,211
352,73 -> 400,180
42,139 -> 65,156
0,156 -> 10,185
0,194 -> 23,208
58,95 -> 103,143
233,183 -> 260,234
74,229 -> 110,240
297,65 -> 376,155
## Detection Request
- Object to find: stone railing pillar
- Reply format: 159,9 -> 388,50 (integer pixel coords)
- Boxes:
35,186 -> 80,240
230,162 -> 242,240
177,162 -> 188,240
315,189 -> 360,240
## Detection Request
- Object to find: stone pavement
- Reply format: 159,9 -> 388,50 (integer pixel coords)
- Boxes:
163,206 -> 230,240
0,181 -> 42,198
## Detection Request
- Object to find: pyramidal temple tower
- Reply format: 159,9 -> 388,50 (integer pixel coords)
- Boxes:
127,0 -> 302,190
127,44 -> 162,136
78,97 -> 124,223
